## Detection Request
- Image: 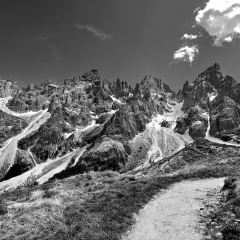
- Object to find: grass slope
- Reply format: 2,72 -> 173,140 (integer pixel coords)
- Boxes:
1,140 -> 240,239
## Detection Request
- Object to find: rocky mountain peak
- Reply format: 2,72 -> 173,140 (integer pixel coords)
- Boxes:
195,63 -> 223,89
213,63 -> 221,70
0,78 -> 21,98
63,77 -> 81,87
110,78 -> 133,98
82,69 -> 102,84
140,74 -> 174,97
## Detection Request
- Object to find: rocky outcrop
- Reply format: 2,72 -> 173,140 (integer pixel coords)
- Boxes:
189,121 -> 207,140
197,63 -> 223,89
178,63 -> 240,142
175,116 -> 191,134
140,74 -> 174,97
181,63 -> 223,111
1,149 -> 35,181
154,138 -> 240,174
161,120 -> 171,128
17,107 -> 74,162
0,79 -> 21,98
82,69 -> 101,81
209,95 -> 240,136
0,110 -> 28,145
103,108 -> 149,141
111,78 -> 133,98
175,107 -> 208,139
77,137 -> 127,172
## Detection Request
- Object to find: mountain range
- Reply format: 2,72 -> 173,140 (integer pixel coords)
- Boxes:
0,63 -> 240,191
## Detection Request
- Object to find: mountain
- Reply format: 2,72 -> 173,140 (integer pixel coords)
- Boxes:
175,63 -> 240,142
0,64 -> 239,191
0,70 -> 187,191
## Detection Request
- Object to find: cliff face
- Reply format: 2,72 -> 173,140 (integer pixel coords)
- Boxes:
176,63 -> 240,142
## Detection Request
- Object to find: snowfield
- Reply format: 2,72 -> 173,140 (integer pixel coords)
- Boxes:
110,95 -> 125,105
132,101 -> 193,170
0,112 -> 99,192
145,101 -> 193,163
0,97 -> 42,121
0,107 -> 51,180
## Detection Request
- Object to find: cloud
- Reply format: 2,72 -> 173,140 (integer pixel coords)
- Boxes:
48,45 -> 62,61
37,34 -> 57,41
195,0 -> 240,46
76,24 -> 112,41
173,45 -> 199,65
181,34 -> 200,40
194,7 -> 201,13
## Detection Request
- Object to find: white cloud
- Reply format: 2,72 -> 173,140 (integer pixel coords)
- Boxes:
173,45 -> 199,65
76,24 -> 112,41
224,35 -> 233,42
181,34 -> 199,40
194,7 -> 201,13
37,34 -> 57,41
48,45 -> 62,61
195,0 -> 240,46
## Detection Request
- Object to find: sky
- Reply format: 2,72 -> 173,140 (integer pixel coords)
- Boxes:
1,0 -> 240,92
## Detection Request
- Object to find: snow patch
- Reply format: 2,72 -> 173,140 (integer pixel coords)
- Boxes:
109,109 -> 118,115
208,92 -> 218,101
192,121 -> 202,126
65,108 -> 79,115
64,132 -> 73,139
205,114 -> 240,147
110,95 -> 125,105
0,150 -> 79,192
0,109 -> 51,179
133,101 -> 193,169
0,96 -> 42,119
72,147 -> 87,166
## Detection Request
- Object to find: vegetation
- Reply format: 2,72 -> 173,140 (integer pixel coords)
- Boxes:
202,175 -> 240,240
1,157 -> 240,240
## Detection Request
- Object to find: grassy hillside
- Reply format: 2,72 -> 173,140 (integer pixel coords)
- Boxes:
1,140 -> 240,240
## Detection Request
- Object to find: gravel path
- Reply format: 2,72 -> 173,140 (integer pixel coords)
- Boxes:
123,178 -> 225,240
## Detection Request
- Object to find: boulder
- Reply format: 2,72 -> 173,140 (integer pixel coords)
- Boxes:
175,116 -> 191,134
189,121 -> 207,140
78,138 -> 127,172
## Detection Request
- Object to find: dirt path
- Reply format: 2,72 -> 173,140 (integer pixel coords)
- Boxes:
123,178 -> 225,240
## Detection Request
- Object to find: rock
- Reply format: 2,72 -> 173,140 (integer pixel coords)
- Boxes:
189,121 -> 207,140
1,149 -> 35,181
209,96 -> 240,136
77,138 -> 127,172
0,78 -> 21,98
161,120 -> 171,128
82,69 -> 102,84
0,110 -> 28,145
103,108 -> 149,141
140,74 -> 174,97
111,78 -> 133,98
182,63 -> 223,111
175,116 -> 191,134
18,107 -> 74,162
7,95 -> 30,112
